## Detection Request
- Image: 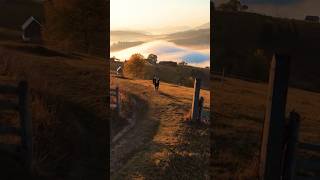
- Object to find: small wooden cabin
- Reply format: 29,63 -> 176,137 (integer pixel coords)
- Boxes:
305,16 -> 319,23
22,16 -> 42,43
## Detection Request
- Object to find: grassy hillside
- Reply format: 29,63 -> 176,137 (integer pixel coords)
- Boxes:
0,43 -> 107,179
111,61 -> 210,90
211,76 -> 320,179
0,0 -> 44,30
166,28 -> 210,47
213,10 -> 320,92
110,75 -> 210,179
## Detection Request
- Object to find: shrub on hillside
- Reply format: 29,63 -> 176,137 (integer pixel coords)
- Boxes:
124,53 -> 149,79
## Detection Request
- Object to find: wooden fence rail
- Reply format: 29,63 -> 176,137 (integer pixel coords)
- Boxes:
296,142 -> 320,173
110,86 -> 120,115
0,81 -> 32,172
298,143 -> 320,152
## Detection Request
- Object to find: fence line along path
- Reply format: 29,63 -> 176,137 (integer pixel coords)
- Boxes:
110,86 -> 120,115
0,80 -> 32,172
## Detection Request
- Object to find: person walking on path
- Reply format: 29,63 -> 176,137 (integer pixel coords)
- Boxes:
153,75 -> 156,86
155,77 -> 160,91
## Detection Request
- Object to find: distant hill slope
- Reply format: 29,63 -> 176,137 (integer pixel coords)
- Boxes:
166,28 -> 210,47
111,27 -> 210,48
0,0 -> 43,30
195,22 -> 210,30
213,10 -> 320,92
111,30 -> 149,37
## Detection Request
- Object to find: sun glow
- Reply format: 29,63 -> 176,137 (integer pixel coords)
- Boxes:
110,0 -> 210,34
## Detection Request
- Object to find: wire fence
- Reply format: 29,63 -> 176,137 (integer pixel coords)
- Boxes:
212,69 -> 266,84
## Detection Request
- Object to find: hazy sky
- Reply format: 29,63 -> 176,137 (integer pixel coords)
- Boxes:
111,0 -> 210,34
215,0 -> 320,20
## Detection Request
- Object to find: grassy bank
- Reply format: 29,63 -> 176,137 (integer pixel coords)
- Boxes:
211,76 -> 320,179
0,43 -> 107,179
213,10 -> 320,92
110,77 -> 210,179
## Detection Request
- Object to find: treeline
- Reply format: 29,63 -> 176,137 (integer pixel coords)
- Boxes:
43,0 -> 107,57
212,10 -> 320,91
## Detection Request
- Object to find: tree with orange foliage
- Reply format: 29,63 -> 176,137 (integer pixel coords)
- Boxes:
124,53 -> 147,78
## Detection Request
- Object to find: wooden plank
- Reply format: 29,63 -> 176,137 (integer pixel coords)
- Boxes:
18,81 -> 32,171
299,143 -> 320,152
296,158 -> 320,171
191,78 -> 201,122
283,111 -> 300,180
295,176 -> 320,180
116,87 -> 120,115
259,54 -> 291,180
221,68 -> 225,84
0,126 -> 21,135
0,143 -> 21,155
0,99 -> 18,110
0,84 -> 18,94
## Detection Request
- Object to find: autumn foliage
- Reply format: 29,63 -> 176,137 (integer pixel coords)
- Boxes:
124,53 -> 148,78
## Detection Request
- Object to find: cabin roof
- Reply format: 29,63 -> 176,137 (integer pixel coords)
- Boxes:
22,16 -> 41,30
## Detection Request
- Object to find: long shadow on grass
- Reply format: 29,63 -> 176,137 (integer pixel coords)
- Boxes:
211,111 -> 262,179
119,120 -> 210,180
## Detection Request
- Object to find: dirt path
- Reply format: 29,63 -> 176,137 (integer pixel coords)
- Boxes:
111,78 -> 210,179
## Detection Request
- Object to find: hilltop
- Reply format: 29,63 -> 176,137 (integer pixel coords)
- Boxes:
213,10 -> 320,92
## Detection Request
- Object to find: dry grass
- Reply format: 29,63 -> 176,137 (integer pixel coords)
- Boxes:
211,76 -> 320,179
0,44 -> 107,180
110,60 -> 210,90
110,74 -> 210,179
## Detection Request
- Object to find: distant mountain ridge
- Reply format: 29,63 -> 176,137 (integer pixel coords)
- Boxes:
111,30 -> 150,37
194,22 -> 210,30
111,22 -> 210,49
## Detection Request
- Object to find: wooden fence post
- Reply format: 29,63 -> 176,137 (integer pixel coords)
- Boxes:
260,54 -> 291,180
283,111 -> 300,180
191,78 -> 201,122
221,68 -> 225,84
116,86 -> 120,115
18,81 -> 32,171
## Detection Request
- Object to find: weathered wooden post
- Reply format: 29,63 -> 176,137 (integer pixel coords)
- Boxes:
260,54 -> 291,180
18,81 -> 32,172
221,68 -> 225,84
116,86 -> 120,115
283,111 -> 300,180
191,78 -> 201,122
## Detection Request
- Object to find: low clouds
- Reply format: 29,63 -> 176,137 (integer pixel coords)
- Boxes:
110,40 -> 210,67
